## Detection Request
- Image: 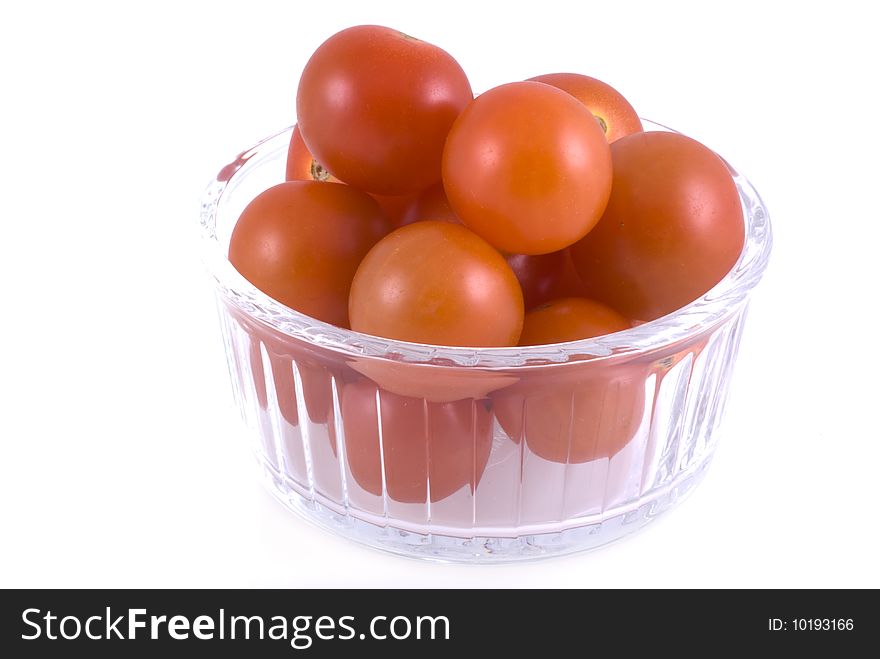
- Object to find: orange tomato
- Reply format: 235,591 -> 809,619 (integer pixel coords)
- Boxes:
349,221 -> 524,346
442,81 -> 612,255
519,297 -> 630,346
528,72 -> 643,143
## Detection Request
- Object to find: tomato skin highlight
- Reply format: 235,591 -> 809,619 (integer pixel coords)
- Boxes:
349,221 -> 524,347
570,131 -> 745,321
296,25 -> 473,196
341,380 -> 493,503
528,72 -> 643,143
519,297 -> 630,346
228,180 -> 391,327
442,81 -> 612,256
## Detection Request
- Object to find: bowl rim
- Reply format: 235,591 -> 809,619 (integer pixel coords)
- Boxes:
198,120 -> 772,368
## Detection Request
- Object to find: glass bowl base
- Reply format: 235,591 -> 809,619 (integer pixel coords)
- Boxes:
253,447 -> 715,564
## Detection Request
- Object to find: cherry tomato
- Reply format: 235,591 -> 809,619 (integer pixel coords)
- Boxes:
528,73 -> 643,143
341,380 -> 493,503
285,124 -> 341,183
228,181 -> 391,327
570,131 -> 744,320
399,182 -> 460,226
519,297 -> 630,345
349,221 -> 524,346
296,25 -> 473,195
442,81 -> 612,255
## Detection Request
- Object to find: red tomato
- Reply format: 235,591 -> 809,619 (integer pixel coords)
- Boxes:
341,380 -> 493,503
442,81 -> 611,255
505,252 -> 567,310
528,73 -> 643,143
519,297 -> 630,345
570,131 -> 744,320
349,221 -> 524,346
228,181 -> 391,327
296,25 -> 473,195
505,249 -> 586,310
285,124 -> 341,183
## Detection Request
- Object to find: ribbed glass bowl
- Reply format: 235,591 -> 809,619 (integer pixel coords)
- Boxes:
199,120 -> 772,562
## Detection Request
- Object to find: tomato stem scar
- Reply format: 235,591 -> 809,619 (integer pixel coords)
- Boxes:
310,160 -> 331,181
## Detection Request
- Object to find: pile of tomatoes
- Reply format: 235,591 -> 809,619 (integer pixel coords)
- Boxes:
229,25 -> 745,348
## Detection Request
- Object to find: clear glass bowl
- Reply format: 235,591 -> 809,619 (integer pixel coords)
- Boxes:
199,121 -> 772,562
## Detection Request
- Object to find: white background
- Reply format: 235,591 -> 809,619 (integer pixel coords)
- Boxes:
2,0 -> 878,588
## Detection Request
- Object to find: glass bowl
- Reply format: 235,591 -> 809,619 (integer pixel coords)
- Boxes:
199,120 -> 772,563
